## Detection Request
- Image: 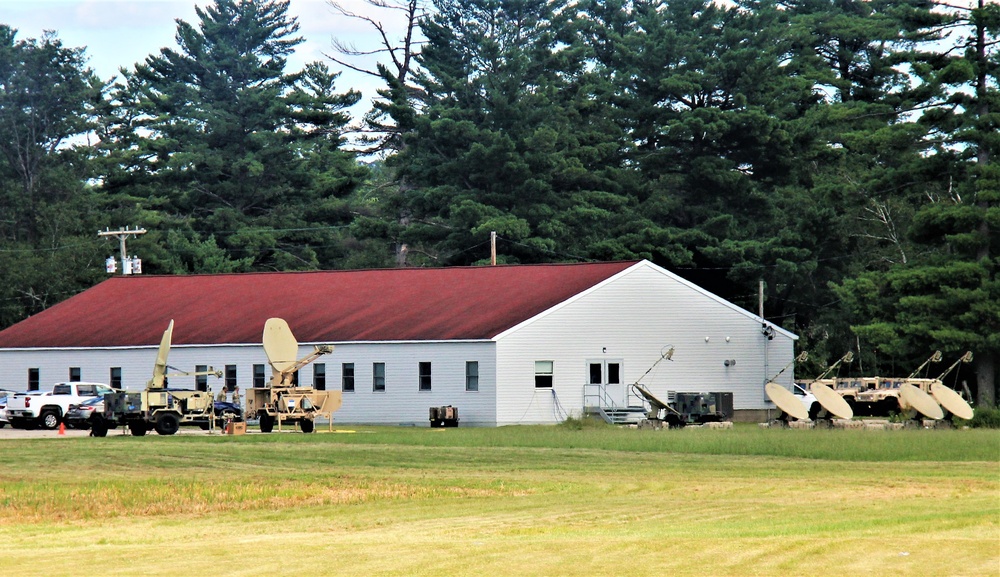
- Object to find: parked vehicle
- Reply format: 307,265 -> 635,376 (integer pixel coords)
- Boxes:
197,400 -> 244,430
5,383 -> 114,430
0,391 -> 13,428
65,397 -> 117,436
793,383 -> 820,419
3,391 -> 48,429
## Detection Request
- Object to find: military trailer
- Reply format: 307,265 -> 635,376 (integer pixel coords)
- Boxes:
243,318 -> 342,433
104,320 -> 227,436
632,385 -> 733,429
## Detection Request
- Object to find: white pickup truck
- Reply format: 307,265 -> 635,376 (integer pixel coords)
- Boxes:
5,382 -> 114,430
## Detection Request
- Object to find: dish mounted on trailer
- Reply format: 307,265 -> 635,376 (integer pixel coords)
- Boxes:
244,318 -> 342,433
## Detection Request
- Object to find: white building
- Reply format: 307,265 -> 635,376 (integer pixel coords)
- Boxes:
0,260 -> 796,425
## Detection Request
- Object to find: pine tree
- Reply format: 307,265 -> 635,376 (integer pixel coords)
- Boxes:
0,26 -> 108,329
98,0 -> 366,272
834,0 -> 999,404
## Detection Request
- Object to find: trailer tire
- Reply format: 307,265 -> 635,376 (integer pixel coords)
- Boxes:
91,418 -> 109,437
299,419 -> 314,434
259,413 -> 274,433
155,413 -> 180,436
40,409 -> 60,430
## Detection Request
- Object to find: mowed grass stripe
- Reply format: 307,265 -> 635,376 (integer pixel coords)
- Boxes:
0,425 -> 996,576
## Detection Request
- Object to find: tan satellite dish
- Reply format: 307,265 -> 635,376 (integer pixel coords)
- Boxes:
810,381 -> 854,419
930,382 -> 974,420
263,317 -> 300,376
150,319 -> 174,388
765,382 -> 809,421
899,383 -> 944,420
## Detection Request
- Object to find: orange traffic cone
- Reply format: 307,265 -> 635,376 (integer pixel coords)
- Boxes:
58,422 -> 66,436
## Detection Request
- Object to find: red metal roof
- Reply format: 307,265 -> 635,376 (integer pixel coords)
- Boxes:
0,261 -> 638,348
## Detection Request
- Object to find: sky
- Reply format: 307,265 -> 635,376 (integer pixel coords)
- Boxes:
1,0 -> 400,117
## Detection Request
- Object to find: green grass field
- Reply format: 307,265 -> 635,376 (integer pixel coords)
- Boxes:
1,424 -> 997,576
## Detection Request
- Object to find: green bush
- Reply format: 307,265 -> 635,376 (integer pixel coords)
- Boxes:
967,405 -> 1000,428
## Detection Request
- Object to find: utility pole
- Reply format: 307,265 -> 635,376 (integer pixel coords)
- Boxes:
490,231 -> 497,266
98,227 -> 147,275
758,279 -> 764,320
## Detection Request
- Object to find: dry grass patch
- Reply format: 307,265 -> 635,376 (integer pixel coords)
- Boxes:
0,427 -> 996,576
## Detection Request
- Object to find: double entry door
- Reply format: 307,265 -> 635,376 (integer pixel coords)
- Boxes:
587,359 -> 624,408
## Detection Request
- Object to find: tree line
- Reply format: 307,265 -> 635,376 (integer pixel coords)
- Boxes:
0,0 -> 996,405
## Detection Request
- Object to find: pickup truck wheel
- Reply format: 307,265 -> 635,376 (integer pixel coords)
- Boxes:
299,419 -> 315,434
155,414 -> 180,436
40,409 -> 60,430
259,413 -> 274,433
0,422 -> 5,428
129,423 -> 147,437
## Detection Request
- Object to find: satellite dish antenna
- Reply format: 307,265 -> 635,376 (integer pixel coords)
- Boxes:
263,318 -> 300,378
930,382 -> 974,420
765,382 -> 809,421
898,383 -> 944,420
150,319 -> 174,389
809,381 -> 853,419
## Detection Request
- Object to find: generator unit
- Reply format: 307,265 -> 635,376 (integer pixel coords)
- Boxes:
429,405 -> 459,427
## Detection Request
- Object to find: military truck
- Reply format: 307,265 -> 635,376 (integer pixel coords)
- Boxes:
827,351 -> 973,420
104,320 -> 226,436
243,318 -> 342,433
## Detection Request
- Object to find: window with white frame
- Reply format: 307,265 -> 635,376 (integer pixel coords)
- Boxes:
225,365 -> 237,392
373,362 -> 386,392
340,363 -> 353,392
535,361 -> 553,388
466,361 -> 479,392
314,363 -> 327,391
196,365 -> 208,391
419,362 -> 432,391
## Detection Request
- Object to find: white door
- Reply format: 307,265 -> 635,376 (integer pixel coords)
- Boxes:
587,360 -> 624,408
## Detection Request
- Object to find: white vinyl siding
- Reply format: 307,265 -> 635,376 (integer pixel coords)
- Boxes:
494,262 -> 795,425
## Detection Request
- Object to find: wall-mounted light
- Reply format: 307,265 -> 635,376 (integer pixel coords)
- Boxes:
705,336 -> 710,342
723,359 -> 737,367
602,347 -> 607,354
725,336 -> 731,342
